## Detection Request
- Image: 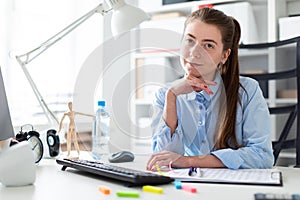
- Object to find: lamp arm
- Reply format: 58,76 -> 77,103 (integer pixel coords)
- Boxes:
16,56 -> 59,126
16,3 -> 107,64
14,3 -> 108,127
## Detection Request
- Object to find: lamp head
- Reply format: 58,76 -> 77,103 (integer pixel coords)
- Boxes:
107,0 -> 149,37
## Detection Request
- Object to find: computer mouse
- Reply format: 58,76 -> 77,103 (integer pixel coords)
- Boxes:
108,151 -> 135,163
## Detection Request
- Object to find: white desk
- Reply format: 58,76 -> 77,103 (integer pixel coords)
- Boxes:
1,153 -> 300,200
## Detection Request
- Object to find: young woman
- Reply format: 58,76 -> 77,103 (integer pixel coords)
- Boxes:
146,8 -> 274,171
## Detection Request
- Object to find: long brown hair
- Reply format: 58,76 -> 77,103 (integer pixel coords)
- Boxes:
184,8 -> 242,149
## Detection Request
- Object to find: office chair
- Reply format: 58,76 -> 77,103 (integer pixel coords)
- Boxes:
239,36 -> 300,167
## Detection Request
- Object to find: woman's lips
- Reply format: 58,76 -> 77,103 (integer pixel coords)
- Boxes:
186,62 -> 203,71
189,62 -> 202,68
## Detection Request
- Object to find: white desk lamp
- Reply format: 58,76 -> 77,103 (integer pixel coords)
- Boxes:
15,0 -> 148,127
2,0 -> 147,187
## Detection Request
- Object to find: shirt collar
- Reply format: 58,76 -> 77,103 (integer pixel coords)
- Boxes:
185,73 -> 221,102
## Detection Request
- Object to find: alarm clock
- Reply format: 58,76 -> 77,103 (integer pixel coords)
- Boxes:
16,124 -> 44,163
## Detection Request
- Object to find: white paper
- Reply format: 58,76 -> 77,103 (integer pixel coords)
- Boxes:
164,168 -> 282,185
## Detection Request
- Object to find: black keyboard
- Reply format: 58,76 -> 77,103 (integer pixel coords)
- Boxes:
56,158 -> 174,186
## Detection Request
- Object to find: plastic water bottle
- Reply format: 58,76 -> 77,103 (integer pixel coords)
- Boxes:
92,101 -> 110,158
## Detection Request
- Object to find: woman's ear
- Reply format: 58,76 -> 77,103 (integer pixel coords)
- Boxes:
221,49 -> 231,64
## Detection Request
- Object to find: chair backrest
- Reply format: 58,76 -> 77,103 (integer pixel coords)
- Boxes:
239,36 -> 300,167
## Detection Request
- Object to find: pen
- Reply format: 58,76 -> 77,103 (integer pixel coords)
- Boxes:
155,163 -> 166,176
188,167 -> 195,176
188,167 -> 202,177
196,167 -> 202,177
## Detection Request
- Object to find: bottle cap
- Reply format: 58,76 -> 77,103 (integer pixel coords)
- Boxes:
98,101 -> 105,107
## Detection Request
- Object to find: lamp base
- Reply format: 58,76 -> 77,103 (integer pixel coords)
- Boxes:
0,140 -> 36,186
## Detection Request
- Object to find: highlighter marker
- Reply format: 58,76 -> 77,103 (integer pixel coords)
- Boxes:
116,191 -> 140,198
98,185 -> 110,195
142,185 -> 164,194
174,180 -> 182,189
181,185 -> 197,193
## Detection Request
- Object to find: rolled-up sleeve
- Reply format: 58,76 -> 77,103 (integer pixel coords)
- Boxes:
212,79 -> 274,169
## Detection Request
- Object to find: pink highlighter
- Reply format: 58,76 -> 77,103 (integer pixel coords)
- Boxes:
181,185 -> 197,193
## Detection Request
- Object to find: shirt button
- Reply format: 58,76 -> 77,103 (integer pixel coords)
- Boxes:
202,140 -> 206,144
198,121 -> 203,126
199,105 -> 203,110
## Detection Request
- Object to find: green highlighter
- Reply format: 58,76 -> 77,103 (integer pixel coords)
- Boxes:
116,191 -> 140,198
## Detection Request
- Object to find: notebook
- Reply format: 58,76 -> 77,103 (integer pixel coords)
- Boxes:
163,167 -> 282,186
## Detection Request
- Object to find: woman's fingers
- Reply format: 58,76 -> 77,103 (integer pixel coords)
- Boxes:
186,75 -> 217,94
205,79 -> 218,86
150,160 -> 170,171
147,151 -> 169,170
146,151 -> 183,171
146,152 -> 160,170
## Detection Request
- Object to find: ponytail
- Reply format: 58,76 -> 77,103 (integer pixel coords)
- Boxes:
216,16 -> 241,149
185,8 -> 242,149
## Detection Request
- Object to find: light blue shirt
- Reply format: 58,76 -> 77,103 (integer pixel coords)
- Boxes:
151,74 -> 274,169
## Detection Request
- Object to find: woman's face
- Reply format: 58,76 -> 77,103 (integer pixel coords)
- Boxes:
181,19 -> 230,80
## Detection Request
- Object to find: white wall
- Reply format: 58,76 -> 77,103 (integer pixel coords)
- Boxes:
0,0 -> 102,132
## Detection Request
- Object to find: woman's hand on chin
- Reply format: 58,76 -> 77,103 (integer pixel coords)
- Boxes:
170,74 -> 216,96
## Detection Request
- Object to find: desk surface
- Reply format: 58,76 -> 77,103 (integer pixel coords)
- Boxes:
1,153 -> 300,200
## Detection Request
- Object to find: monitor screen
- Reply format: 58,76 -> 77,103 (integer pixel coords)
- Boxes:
0,67 -> 15,140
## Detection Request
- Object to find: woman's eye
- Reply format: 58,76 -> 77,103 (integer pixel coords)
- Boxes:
204,43 -> 214,49
184,38 -> 195,45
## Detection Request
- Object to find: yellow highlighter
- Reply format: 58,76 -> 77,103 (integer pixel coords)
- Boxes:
142,185 -> 164,194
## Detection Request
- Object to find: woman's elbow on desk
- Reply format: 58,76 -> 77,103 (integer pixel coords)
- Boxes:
234,149 -> 274,169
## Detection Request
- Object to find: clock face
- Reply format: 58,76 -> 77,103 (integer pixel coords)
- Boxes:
28,136 -> 43,163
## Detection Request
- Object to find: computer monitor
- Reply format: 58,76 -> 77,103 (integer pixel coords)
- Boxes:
0,66 -> 15,140
0,67 -> 36,186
